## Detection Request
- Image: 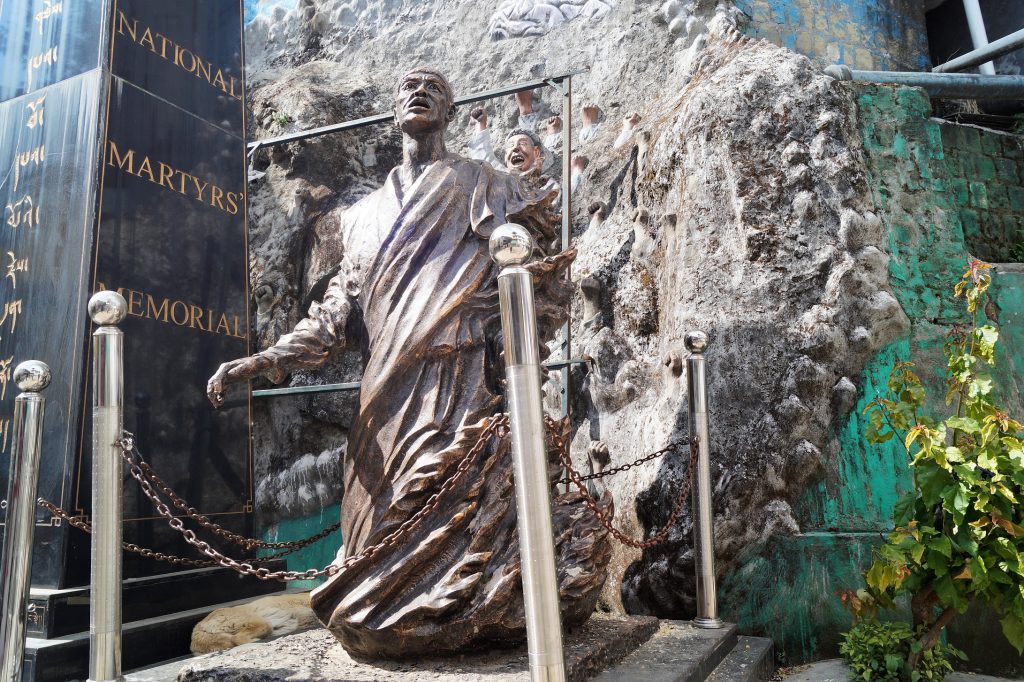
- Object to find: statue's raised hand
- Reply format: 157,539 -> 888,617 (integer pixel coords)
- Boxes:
207,355 -> 281,408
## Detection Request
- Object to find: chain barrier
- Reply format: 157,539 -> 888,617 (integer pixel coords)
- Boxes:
38,410 -> 688,578
104,414 -> 508,581
121,434 -> 340,552
545,415 -> 698,549
555,440 -> 683,486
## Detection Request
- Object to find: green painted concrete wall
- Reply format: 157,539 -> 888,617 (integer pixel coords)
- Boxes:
721,84 -> 1024,674
940,122 -> 1024,264
257,503 -> 341,590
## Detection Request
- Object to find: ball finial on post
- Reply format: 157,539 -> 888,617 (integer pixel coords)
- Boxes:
489,223 -> 534,268
684,330 -> 709,354
14,360 -> 50,393
88,291 -> 128,326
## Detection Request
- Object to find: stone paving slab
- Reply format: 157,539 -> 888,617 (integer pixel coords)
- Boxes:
592,621 -> 737,682
130,614 -> 659,682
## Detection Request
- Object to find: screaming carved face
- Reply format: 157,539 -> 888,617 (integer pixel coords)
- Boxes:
504,134 -> 542,173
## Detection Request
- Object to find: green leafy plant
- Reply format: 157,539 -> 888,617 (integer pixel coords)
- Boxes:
847,259 -> 1024,673
273,113 -> 293,127
1009,241 -> 1024,264
839,618 -> 963,681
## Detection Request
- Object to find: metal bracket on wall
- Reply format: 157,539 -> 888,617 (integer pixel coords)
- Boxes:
246,69 -> 587,151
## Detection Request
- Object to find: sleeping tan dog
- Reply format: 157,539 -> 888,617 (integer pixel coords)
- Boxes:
190,591 -> 319,654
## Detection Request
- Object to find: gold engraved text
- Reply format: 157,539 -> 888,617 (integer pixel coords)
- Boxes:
12,146 -> 44,193
106,141 -> 242,215
0,418 -> 9,453
0,357 -> 12,401
26,46 -> 58,92
5,195 -> 40,230
34,0 -> 63,34
0,300 -> 22,338
26,96 -> 45,129
6,252 -> 28,288
97,283 -> 247,339
115,11 -> 242,101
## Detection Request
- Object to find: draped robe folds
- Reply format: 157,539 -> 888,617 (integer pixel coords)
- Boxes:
255,155 -> 612,658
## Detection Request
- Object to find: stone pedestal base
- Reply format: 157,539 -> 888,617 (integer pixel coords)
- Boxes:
135,614 -> 659,682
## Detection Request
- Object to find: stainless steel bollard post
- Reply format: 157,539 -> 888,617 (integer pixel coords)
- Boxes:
88,291 -> 127,682
685,330 -> 723,629
490,224 -> 567,682
0,361 -> 51,682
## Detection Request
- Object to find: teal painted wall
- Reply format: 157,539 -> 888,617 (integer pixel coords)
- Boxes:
258,503 -> 341,590
939,123 -> 1024,264
721,83 -> 1024,673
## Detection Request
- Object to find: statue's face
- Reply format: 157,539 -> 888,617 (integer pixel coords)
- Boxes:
395,71 -> 455,133
505,134 -> 541,173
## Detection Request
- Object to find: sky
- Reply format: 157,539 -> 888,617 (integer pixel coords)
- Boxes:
244,0 -> 298,25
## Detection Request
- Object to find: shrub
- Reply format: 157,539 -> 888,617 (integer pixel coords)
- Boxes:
840,618 -> 963,681
840,260 -> 1024,674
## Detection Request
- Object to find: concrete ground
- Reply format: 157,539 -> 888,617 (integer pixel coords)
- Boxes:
778,659 -> 1016,681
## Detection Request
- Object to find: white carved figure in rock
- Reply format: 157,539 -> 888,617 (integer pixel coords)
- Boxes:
207,67 -> 611,659
614,112 -> 642,149
580,102 -> 601,143
466,90 -> 543,169
544,114 -> 563,150
488,0 -> 616,40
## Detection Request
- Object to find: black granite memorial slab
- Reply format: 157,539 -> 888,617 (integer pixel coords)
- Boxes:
0,70 -> 104,589
111,0 -> 245,137
0,1 -> 266,678
0,0 -> 105,103
68,72 -> 253,584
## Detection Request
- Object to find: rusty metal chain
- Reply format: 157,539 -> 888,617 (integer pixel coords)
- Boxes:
114,414 -> 510,581
120,434 -> 340,552
545,415 -> 698,549
556,441 -> 683,486
36,498 -> 308,569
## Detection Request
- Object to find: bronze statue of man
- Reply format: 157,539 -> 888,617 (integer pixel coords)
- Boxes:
207,68 -> 612,658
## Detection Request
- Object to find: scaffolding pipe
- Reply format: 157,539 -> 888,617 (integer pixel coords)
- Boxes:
0,361 -> 51,682
962,0 -> 996,75
826,65 -> 1024,100
933,27 -> 1024,73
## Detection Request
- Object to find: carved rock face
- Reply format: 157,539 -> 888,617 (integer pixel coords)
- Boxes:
488,0 -> 616,40
244,0 -> 910,632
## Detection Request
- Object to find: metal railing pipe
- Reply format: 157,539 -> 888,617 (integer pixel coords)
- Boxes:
490,223 -> 566,682
826,65 -> 1024,100
87,291 -> 127,682
248,70 -> 585,151
0,361 -> 51,682
685,331 -> 723,629
962,0 -> 996,75
933,27 -> 1024,74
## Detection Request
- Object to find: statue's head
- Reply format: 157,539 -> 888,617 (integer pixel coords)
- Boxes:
394,67 -> 456,135
504,128 -> 543,173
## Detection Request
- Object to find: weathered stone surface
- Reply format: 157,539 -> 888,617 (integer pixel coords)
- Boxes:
591,621 -> 737,681
175,615 -> 659,681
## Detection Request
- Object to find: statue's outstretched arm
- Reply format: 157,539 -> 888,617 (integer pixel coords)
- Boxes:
207,273 -> 352,408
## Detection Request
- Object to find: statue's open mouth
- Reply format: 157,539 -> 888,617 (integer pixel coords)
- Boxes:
407,96 -> 430,112
509,151 -> 526,166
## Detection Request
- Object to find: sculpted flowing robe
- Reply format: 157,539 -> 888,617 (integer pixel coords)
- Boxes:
255,155 -> 611,658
